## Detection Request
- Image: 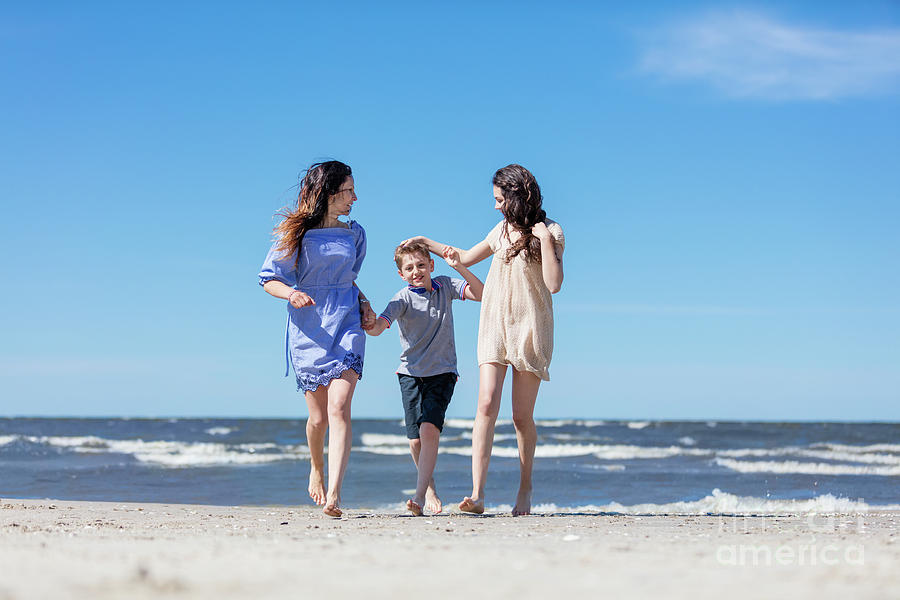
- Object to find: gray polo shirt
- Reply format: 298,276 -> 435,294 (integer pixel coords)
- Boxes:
378,275 -> 468,377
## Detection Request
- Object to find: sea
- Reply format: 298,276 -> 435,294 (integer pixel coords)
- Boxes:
1,418 -> 898,514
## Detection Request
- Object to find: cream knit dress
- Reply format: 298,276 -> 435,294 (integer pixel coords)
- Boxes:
477,219 -> 565,380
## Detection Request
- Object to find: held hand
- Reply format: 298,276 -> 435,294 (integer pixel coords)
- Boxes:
442,245 -> 461,268
289,290 -> 315,308
531,221 -> 551,241
360,303 -> 377,330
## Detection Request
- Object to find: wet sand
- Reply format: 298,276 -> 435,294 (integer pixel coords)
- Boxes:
0,498 -> 897,599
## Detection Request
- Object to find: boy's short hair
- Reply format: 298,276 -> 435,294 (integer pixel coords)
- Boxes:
394,242 -> 431,268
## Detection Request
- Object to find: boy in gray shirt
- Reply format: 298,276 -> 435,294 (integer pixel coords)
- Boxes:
366,241 -> 483,515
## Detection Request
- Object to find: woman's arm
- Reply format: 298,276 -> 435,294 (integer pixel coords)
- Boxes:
532,222 -> 564,294
263,279 -> 315,308
404,236 -> 492,268
353,283 -> 377,330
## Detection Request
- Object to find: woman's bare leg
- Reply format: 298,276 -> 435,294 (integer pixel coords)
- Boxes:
304,388 -> 329,506
459,362 -> 506,514
510,368 -> 541,516
322,369 -> 358,517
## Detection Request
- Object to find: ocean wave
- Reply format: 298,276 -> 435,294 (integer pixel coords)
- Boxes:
374,489 -> 898,515
678,436 -> 697,446
813,443 -> 900,454
714,457 -> 900,476
535,420 -> 607,428
593,445 -> 707,460
360,433 -> 410,446
626,421 -> 651,430
358,443 -> 613,458
204,427 -> 235,436
356,442 -> 708,460
1,434 -> 309,468
443,418 -> 512,429
596,489 -> 899,514
7,432 -> 900,474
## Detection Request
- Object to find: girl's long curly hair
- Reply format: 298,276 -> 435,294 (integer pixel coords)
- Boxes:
493,164 -> 546,263
273,160 -> 352,269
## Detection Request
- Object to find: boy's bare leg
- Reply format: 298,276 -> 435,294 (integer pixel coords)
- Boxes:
304,388 -> 329,506
510,369 -> 540,516
408,423 -> 440,516
459,363 -> 506,514
323,370 -> 358,517
408,438 -> 442,513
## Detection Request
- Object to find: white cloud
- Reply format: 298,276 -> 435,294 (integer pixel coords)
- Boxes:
639,11 -> 900,100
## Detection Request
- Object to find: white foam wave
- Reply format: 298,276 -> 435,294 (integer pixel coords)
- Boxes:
7,434 -> 310,467
375,489 -> 897,515
679,436 -> 697,446
0,435 -> 18,446
593,445 -> 707,460
814,443 -> 900,454
443,418 -> 512,429
627,421 -> 651,430
360,433 -> 410,446
32,435 -> 109,448
204,427 -> 234,436
598,489 -> 897,514
535,419 -> 607,427
715,458 -> 900,476
356,442 -> 709,460
798,449 -> 900,466
461,432 -> 517,441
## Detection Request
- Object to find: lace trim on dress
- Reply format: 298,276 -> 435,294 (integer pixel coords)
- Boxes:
296,351 -> 364,392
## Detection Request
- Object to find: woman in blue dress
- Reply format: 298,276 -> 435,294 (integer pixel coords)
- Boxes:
259,160 -> 376,517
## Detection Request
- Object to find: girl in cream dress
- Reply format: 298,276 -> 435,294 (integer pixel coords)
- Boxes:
406,164 -> 564,515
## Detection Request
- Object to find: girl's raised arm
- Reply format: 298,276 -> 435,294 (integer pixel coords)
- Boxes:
402,235 -> 492,268
532,222 -> 564,294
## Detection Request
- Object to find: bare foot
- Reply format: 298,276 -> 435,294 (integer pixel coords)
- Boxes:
425,487 -> 442,514
406,499 -> 423,516
323,492 -> 342,518
308,467 -> 326,506
458,496 -> 484,514
512,489 -> 532,516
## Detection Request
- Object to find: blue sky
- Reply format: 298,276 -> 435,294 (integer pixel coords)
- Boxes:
1,2 -> 898,420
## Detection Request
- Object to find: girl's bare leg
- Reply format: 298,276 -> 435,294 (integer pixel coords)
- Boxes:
323,370 -> 358,517
304,388 -> 329,506
459,362 -> 506,514
510,368 -> 541,516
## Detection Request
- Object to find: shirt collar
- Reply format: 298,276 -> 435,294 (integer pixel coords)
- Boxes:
408,278 -> 441,294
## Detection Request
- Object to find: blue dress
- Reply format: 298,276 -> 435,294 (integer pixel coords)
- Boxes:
258,221 -> 367,392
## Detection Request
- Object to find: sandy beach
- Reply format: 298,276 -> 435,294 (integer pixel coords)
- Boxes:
0,498 -> 897,599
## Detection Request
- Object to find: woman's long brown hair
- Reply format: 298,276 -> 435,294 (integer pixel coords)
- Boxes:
493,164 -> 547,263
273,161 -> 352,269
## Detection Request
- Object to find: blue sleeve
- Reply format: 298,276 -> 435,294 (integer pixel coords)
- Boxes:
352,222 -> 366,277
378,293 -> 406,328
449,277 -> 467,301
258,242 -> 298,288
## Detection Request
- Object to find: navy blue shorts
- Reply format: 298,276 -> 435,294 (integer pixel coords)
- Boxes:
398,373 -> 457,439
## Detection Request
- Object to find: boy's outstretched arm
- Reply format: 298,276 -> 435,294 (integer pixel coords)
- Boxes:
443,247 -> 484,301
365,315 -> 390,336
